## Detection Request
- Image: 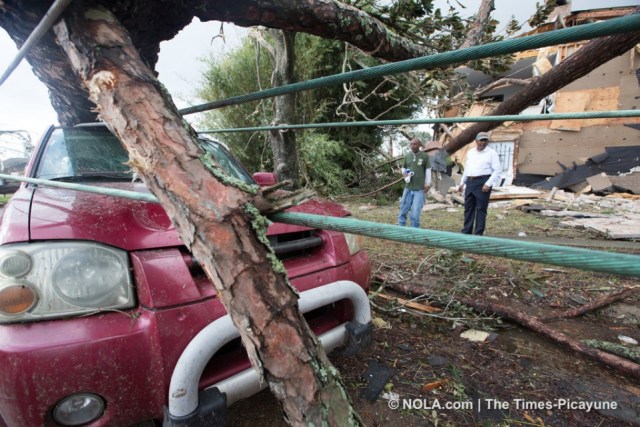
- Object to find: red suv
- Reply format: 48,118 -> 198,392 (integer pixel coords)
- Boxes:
0,125 -> 372,426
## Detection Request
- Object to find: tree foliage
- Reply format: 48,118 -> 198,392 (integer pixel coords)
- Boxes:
195,1 -> 526,194
529,0 -> 558,28
197,32 -> 424,193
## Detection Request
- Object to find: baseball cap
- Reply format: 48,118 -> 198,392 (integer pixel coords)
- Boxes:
475,132 -> 490,141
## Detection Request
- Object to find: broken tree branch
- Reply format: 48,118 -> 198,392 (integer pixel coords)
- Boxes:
583,340 -> 640,364
334,176 -> 404,200
459,0 -> 495,50
459,297 -> 640,380
474,77 -> 531,98
543,286 -> 638,321
447,7 -> 640,155
256,188 -> 317,215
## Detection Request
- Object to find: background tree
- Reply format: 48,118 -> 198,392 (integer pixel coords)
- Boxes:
268,29 -> 299,188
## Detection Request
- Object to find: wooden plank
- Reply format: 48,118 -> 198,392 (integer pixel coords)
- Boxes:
375,293 -> 441,313
550,87 -> 620,129
534,56 -> 553,75
489,131 -> 523,142
550,91 -> 590,131
490,193 -> 544,200
571,8 -> 634,21
619,74 -> 640,110
582,86 -> 621,128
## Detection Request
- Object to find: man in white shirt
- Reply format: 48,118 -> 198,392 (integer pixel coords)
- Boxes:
457,132 -> 502,235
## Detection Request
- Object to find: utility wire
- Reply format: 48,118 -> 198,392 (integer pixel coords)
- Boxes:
179,13 -> 640,115
0,0 -> 73,87
199,109 -> 640,134
0,172 -> 638,279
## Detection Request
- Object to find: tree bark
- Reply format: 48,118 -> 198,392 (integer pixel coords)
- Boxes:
0,0 -> 429,126
446,8 -> 640,154
52,6 -> 361,425
459,0 -> 495,49
269,30 -> 300,189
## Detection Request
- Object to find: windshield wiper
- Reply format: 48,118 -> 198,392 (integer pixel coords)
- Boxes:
48,173 -> 134,182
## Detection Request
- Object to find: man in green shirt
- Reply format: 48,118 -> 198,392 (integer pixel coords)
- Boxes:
398,138 -> 431,228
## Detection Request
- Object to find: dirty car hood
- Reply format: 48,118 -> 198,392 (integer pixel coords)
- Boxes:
29,183 -> 180,251
28,183 -> 351,251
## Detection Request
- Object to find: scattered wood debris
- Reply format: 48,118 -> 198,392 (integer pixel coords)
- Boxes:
423,203 -> 449,212
421,379 -> 448,392
539,210 -> 610,218
459,297 -> 640,380
460,329 -> 496,342
510,189 -> 640,240
490,185 -> 544,200
374,293 -> 442,313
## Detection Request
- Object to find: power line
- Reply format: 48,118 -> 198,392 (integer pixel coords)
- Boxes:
179,13 -> 640,115
199,109 -> 640,134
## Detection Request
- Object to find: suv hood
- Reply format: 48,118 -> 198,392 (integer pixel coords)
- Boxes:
26,183 -> 350,251
29,183 -> 179,250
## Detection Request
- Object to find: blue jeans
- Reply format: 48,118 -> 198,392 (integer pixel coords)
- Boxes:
398,188 -> 425,228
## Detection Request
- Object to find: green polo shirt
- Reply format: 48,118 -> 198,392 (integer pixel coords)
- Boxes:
402,150 -> 431,191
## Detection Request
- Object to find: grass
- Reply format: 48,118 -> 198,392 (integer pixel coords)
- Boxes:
344,199 -> 591,240
343,198 -> 638,315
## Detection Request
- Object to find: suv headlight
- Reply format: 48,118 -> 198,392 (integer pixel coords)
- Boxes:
0,242 -> 134,323
343,233 -> 364,256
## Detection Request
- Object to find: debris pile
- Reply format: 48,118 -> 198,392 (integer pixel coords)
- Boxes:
423,181 -> 640,240
532,147 -> 640,195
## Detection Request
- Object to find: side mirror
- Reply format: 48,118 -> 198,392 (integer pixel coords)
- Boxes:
252,172 -> 277,187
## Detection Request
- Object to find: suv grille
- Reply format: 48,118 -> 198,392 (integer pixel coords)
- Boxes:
267,230 -> 323,259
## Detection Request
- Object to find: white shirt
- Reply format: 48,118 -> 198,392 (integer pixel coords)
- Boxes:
461,147 -> 502,188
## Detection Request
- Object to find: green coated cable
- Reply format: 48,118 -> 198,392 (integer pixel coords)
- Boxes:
180,13 -> 640,116
271,212 -> 640,279
3,173 -> 639,278
199,109 -> 640,134
0,173 -> 158,203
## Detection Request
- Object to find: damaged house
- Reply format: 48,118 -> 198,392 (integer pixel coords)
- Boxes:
446,0 -> 640,194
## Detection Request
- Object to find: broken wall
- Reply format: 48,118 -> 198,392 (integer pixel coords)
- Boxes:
517,50 -> 640,176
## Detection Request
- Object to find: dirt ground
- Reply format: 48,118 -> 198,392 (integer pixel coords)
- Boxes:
229,199 -> 640,426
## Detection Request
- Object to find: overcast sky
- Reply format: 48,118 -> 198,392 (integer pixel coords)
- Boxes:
0,1 -> 538,157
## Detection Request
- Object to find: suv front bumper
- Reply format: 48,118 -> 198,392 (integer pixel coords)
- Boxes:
163,280 -> 372,426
